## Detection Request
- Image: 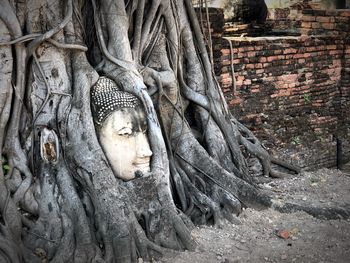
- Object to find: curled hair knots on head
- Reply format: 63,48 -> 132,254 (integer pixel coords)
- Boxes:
91,76 -> 141,126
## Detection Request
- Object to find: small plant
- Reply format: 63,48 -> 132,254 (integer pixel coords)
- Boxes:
309,176 -> 319,183
291,136 -> 301,145
1,155 -> 10,175
303,93 -> 311,103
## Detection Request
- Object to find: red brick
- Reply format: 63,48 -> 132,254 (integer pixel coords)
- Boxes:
284,48 -> 298,54
237,52 -> 244,58
301,22 -> 312,28
274,50 -> 283,55
316,45 -> 326,51
247,51 -> 256,57
301,15 -> 316,22
312,22 -> 321,29
246,64 -> 255,69
283,74 -> 298,83
316,16 -> 331,23
221,49 -> 231,55
327,45 -> 337,50
330,50 -> 342,55
236,75 -> 244,81
306,47 -> 316,52
221,73 -> 230,79
317,51 -> 326,56
321,23 -> 334,30
259,57 -> 267,63
339,11 -> 350,17
221,77 -> 232,84
332,60 -> 342,67
293,54 -> 304,59
229,98 -> 242,105
267,56 -> 278,62
300,29 -> 311,35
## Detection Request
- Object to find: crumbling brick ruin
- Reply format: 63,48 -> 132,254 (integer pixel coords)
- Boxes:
196,5 -> 350,170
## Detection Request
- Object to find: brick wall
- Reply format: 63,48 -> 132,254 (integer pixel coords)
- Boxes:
219,9 -> 350,169
299,9 -> 350,36
195,7 -> 224,75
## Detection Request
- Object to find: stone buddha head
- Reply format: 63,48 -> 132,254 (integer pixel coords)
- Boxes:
91,77 -> 152,181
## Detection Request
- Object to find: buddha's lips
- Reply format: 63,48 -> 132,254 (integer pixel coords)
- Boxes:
133,162 -> 150,169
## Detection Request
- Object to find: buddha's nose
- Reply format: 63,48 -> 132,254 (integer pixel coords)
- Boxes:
136,133 -> 153,158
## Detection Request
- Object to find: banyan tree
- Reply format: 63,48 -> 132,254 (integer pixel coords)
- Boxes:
0,0 -> 339,262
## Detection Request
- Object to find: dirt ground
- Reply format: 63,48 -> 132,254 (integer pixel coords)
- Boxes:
158,168 -> 350,263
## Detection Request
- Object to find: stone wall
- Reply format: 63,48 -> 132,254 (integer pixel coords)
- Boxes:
219,9 -> 350,169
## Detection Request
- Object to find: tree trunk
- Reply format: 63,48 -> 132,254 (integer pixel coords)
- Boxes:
0,0 -> 302,262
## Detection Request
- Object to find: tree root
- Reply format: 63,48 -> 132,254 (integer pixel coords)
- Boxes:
274,202 -> 350,220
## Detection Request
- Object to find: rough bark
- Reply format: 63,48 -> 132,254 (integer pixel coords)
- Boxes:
0,0 -> 339,262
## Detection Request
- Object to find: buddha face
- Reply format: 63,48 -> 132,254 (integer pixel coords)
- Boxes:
98,106 -> 153,181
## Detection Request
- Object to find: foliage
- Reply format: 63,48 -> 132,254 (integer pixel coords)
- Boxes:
303,93 -> 311,103
291,136 -> 301,145
1,155 -> 10,175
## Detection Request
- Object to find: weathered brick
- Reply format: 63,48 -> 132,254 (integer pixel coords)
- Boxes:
312,22 -> 321,29
267,56 -> 278,62
301,22 -> 312,28
229,98 -> 242,105
326,45 -> 337,50
329,50 -> 342,55
247,51 -> 256,57
217,14 -> 349,169
221,49 -> 231,56
316,16 -> 331,23
306,47 -> 316,52
321,23 -> 334,30
243,79 -> 252,85
301,15 -> 316,22
293,54 -> 304,59
339,11 -> 350,17
283,48 -> 298,54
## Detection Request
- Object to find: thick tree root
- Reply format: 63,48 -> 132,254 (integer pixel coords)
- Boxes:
274,202 -> 350,220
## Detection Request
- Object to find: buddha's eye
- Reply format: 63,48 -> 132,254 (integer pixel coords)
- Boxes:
117,127 -> 133,137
